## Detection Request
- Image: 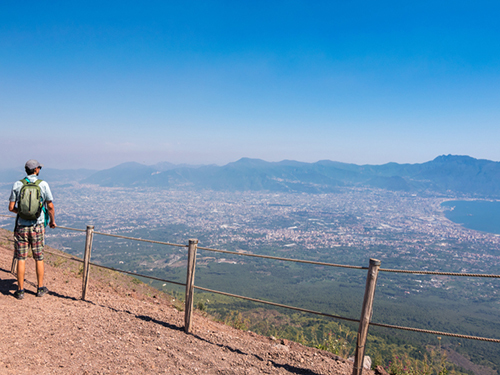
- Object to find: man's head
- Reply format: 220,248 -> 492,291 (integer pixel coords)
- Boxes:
25,159 -> 43,175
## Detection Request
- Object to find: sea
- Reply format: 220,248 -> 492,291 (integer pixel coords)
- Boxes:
441,200 -> 500,235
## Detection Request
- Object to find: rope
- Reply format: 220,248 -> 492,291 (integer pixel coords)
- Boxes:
55,225 -> 86,233
45,250 -> 84,263
1,220 -> 185,248
44,249 -> 185,286
197,246 -> 367,269
85,261 -> 186,287
0,214 -> 16,218
370,321 -> 500,343
93,231 -> 188,248
195,285 -> 500,343
379,268 -> 500,278
193,285 -> 360,323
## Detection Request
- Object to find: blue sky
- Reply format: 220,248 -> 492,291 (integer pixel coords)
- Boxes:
1,1 -> 499,169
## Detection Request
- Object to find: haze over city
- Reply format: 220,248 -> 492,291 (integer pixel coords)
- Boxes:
1,1 -> 499,170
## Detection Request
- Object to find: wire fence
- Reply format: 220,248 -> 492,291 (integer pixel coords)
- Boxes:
2,215 -> 500,372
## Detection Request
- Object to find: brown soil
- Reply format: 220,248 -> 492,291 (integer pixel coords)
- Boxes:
0,228 -> 366,375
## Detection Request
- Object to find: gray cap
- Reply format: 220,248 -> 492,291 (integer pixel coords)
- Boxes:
25,159 -> 43,170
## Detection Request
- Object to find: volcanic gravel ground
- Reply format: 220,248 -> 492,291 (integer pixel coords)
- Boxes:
0,228 -> 364,375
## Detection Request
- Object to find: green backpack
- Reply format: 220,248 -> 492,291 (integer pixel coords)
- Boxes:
18,178 -> 44,221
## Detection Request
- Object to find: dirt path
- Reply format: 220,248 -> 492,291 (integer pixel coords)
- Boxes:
0,228 -> 362,375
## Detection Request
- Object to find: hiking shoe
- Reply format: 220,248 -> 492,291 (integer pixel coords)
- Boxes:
36,286 -> 49,297
14,289 -> 25,300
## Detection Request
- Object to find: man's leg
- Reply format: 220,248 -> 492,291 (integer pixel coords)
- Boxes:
35,260 -> 44,288
17,259 -> 25,290
14,226 -> 29,291
32,224 -> 46,290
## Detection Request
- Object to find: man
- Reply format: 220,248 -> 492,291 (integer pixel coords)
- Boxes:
9,159 -> 56,299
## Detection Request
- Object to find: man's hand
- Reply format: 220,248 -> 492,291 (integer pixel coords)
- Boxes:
8,201 -> 17,214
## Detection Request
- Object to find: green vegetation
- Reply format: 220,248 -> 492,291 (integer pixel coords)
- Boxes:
131,277 -> 143,285
383,351 -> 451,375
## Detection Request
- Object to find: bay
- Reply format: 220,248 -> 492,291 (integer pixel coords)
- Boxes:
441,200 -> 500,235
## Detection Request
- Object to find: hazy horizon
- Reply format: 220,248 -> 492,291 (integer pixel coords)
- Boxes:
1,153 -> 498,173
2,1 -> 499,170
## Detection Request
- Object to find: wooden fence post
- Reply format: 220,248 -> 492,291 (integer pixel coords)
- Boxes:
82,225 -> 94,300
11,256 -> 18,275
353,258 -> 381,375
184,239 -> 199,333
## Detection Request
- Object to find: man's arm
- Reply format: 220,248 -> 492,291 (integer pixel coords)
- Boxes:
8,201 -> 17,214
46,201 -> 56,228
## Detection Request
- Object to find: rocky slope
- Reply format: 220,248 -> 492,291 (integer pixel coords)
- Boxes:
0,228 -> 368,375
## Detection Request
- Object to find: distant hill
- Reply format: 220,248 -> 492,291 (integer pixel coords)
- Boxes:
3,155 -> 498,197
76,155 -> 500,197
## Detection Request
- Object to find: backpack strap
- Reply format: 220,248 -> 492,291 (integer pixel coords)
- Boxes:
21,178 -> 43,184
36,179 -> 43,202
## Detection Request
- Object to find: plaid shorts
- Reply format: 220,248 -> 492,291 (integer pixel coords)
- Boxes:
14,223 -> 45,261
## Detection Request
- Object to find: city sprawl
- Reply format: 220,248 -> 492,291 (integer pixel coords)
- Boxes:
9,185 -> 494,273
2,184 -> 500,274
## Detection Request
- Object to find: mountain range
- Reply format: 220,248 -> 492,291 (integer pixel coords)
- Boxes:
1,155 -> 499,197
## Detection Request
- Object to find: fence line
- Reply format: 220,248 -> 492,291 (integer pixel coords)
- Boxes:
368,321 -> 500,343
38,250 -> 186,287
45,250 -> 84,263
379,268 -> 500,278
56,225 -> 500,278
84,261 -> 186,287
197,245 -> 367,269
4,217 -> 499,278
44,238 -> 500,344
2,217 -> 499,375
193,285 -> 361,323
56,225 -> 188,248
93,230 -> 188,248
55,225 -> 87,233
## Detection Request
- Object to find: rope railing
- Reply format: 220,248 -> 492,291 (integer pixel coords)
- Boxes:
54,226 -> 500,279
2,216 -> 499,375
85,261 -> 186,287
43,249 -> 185,287
194,285 -> 360,323
3,216 -> 500,278
54,225 -> 87,233
34,244 -> 500,345
197,245 -> 367,269
369,321 -> 500,343
45,249 -> 84,263
54,225 -> 189,248
93,230 -> 188,248
379,268 -> 500,278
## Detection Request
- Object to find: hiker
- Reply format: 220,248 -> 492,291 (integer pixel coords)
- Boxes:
8,159 -> 57,300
